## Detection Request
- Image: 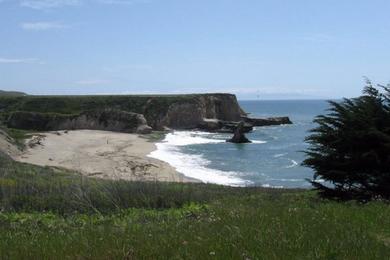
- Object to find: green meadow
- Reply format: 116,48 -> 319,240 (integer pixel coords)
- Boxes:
0,154 -> 389,259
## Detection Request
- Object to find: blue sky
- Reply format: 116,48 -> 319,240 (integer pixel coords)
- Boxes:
0,0 -> 389,99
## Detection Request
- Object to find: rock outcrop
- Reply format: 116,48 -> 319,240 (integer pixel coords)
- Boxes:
226,122 -> 251,143
0,93 -> 292,134
242,116 -> 292,126
0,93 -> 245,132
149,94 -> 244,130
6,109 -> 152,134
198,119 -> 253,133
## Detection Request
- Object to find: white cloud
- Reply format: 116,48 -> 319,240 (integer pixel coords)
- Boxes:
0,57 -> 41,64
20,0 -> 81,10
76,79 -> 111,85
21,21 -> 69,31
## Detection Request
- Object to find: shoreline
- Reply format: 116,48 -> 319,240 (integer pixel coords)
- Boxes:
148,131 -> 252,187
13,130 -> 198,183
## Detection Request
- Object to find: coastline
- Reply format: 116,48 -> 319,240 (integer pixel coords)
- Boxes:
148,131 -> 252,187
13,130 -> 198,183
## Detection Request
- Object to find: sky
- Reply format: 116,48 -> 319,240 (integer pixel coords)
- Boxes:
0,0 -> 390,99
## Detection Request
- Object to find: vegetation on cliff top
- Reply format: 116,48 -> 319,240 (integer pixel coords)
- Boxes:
0,93 -> 239,130
0,93 -> 232,114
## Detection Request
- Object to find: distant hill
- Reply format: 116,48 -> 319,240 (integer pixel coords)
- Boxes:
0,90 -> 27,96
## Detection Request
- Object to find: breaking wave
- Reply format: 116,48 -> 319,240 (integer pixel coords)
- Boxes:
148,131 -> 256,186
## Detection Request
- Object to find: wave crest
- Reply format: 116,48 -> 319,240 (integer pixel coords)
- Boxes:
148,131 -> 253,186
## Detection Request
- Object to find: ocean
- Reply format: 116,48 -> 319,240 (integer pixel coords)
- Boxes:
149,100 -> 330,188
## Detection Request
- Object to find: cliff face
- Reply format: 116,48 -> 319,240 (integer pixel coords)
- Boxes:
0,93 -> 292,133
154,94 -> 244,129
242,116 -> 292,127
6,110 -> 152,134
0,94 -> 245,132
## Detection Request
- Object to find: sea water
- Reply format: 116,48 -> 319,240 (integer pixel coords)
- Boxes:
149,100 -> 330,188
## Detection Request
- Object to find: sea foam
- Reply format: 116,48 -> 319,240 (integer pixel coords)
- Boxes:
148,131 -> 253,186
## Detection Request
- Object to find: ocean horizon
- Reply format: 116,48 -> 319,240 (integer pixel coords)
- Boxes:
149,99 -> 331,188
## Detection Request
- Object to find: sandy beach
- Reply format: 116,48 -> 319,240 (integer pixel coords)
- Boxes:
13,130 -> 195,183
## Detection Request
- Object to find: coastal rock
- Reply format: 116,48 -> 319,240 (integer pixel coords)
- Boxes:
226,121 -> 251,143
198,118 -> 253,133
242,116 -> 292,126
158,102 -> 204,129
136,125 -> 153,134
198,119 -> 221,132
155,94 -> 245,130
0,93 -> 245,131
6,109 -> 152,134
0,93 -> 293,133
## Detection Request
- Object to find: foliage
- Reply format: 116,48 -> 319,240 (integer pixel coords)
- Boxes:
1,127 -> 33,148
303,81 -> 390,200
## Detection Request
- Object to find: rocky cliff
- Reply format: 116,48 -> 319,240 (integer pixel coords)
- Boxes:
6,110 -> 152,134
151,94 -> 244,129
242,116 -> 292,127
0,93 -> 291,133
0,94 -> 245,132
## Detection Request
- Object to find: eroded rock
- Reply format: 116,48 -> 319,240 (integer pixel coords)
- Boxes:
6,109 -> 152,134
242,116 -> 292,126
226,121 -> 251,143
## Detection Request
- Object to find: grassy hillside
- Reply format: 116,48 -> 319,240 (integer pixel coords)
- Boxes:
1,154 -> 389,259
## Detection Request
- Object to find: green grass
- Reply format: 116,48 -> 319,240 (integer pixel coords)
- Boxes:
1,127 -> 33,149
0,155 -> 242,214
1,155 -> 390,259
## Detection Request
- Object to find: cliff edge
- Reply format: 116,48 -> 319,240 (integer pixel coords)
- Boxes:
0,93 -> 291,133
0,93 -> 245,132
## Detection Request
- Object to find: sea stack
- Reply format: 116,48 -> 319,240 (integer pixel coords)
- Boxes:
226,121 -> 252,143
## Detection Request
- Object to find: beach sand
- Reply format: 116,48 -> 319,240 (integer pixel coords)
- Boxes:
13,130 -> 195,183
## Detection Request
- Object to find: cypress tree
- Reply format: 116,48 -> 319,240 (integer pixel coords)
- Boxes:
303,81 -> 390,200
